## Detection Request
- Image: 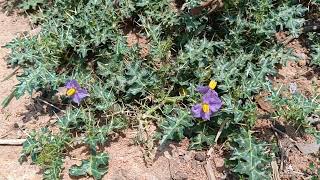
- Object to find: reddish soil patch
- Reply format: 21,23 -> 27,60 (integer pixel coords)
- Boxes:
127,32 -> 150,58
0,3 -> 42,179
252,32 -> 320,179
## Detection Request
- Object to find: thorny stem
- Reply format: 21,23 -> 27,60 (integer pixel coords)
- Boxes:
37,98 -> 65,113
214,118 -> 230,143
142,96 -> 185,119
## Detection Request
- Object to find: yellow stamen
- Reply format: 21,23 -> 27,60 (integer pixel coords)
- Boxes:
202,103 -> 210,113
67,88 -> 77,96
209,80 -> 217,90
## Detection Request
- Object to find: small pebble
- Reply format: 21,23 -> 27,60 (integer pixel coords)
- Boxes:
173,171 -> 188,180
13,122 -> 19,128
194,152 -> 206,162
297,59 -> 307,67
214,157 -> 225,168
183,151 -> 194,162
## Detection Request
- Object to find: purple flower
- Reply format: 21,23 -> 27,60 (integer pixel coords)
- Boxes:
65,79 -> 89,105
192,91 -> 222,120
196,80 -> 217,94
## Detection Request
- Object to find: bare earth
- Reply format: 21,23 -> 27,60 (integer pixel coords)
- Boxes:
0,6 -> 43,180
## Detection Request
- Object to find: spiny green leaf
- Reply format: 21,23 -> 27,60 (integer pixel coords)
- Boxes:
57,109 -> 81,130
18,0 -> 45,10
189,133 -> 215,150
158,108 -> 194,145
90,84 -> 116,111
229,128 -> 272,180
85,116 -> 126,150
309,33 -> 320,66
69,153 -> 109,180
43,157 -> 63,180
1,90 -> 16,108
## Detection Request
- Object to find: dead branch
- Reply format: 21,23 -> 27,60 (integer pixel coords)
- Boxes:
205,160 -> 217,180
0,139 -> 25,145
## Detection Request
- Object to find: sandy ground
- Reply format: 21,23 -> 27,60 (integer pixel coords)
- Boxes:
0,6 -> 42,180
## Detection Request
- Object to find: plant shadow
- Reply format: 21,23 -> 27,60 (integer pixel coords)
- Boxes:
20,94 -> 67,124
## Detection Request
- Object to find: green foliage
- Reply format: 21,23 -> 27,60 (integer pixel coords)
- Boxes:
268,85 -> 320,143
18,0 -> 50,10
19,108 -> 125,179
268,85 -> 320,126
312,0 -> 320,3
69,153 -> 109,180
309,33 -> 320,66
308,162 -> 320,180
85,116 -> 127,151
188,123 -> 216,150
311,43 -> 320,66
1,0 -> 49,12
229,128 -> 273,180
3,0 -> 314,179
20,128 -> 69,179
157,107 -> 194,145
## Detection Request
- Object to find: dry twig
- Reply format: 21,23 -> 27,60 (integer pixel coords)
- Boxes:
271,126 -> 296,143
204,118 -> 230,180
214,119 -> 229,143
205,160 -> 217,180
37,98 -> 65,113
272,127 -> 286,173
271,159 -> 281,180
0,139 -> 25,145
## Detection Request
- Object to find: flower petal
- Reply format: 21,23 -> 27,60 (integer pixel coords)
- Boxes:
201,111 -> 212,120
77,89 -> 89,98
209,101 -> 222,112
65,79 -> 80,89
71,89 -> 89,105
202,90 -> 219,103
202,90 -> 222,113
191,104 -> 202,118
289,82 -> 297,94
72,94 -> 81,105
196,86 -> 209,94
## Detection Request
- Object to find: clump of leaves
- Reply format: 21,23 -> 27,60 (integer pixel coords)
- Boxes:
1,0 -> 51,13
309,32 -> 320,66
308,162 -> 320,180
19,128 -> 69,179
18,0 -> 51,10
228,128 -> 273,180
268,85 -> 320,142
268,85 -> 320,126
157,107 -> 194,146
69,153 -> 109,180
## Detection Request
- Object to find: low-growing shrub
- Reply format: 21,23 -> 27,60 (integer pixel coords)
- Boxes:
228,129 -> 274,179
3,0 -> 319,179
267,84 -> 320,143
